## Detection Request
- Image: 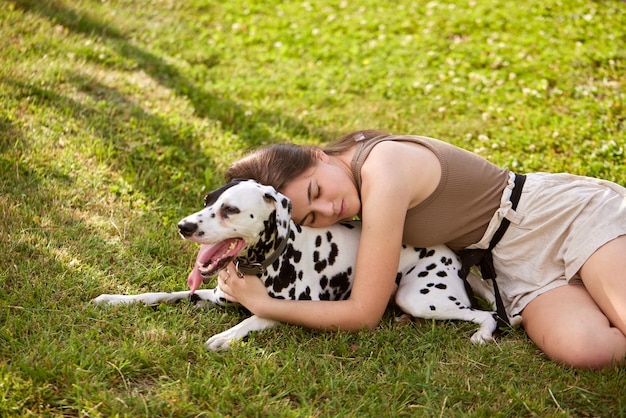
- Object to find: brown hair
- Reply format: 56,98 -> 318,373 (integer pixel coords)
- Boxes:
225,143 -> 319,192
224,129 -> 390,191
324,129 -> 390,155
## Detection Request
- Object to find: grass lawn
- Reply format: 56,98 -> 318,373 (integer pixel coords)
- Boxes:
1,0 -> 625,416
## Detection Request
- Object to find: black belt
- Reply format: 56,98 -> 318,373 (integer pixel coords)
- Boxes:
458,173 -> 526,330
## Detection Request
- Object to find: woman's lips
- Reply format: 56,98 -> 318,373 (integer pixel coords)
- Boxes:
338,200 -> 346,218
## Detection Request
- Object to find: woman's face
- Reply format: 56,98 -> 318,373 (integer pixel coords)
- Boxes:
281,159 -> 361,228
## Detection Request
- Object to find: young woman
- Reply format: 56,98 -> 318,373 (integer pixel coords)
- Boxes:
214,129 -> 626,369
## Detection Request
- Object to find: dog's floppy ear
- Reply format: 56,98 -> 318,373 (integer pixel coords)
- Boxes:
257,183 -> 281,206
263,189 -> 292,217
203,179 -> 245,207
259,185 -> 289,212
263,192 -> 277,203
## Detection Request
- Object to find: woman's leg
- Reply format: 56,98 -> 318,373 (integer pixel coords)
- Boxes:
522,284 -> 626,369
579,235 -> 626,335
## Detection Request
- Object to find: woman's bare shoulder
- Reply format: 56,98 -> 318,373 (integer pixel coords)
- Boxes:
365,139 -> 437,161
360,140 -> 441,207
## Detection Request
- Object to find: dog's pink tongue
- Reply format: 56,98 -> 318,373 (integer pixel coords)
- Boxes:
188,266 -> 202,294
187,244 -> 212,294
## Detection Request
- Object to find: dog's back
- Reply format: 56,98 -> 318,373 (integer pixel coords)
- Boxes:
260,220 -> 361,301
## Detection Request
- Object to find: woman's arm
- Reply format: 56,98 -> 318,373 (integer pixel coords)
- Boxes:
219,196 -> 405,331
219,142 -> 442,330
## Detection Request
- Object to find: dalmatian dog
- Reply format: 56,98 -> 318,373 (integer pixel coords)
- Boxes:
93,179 -> 520,350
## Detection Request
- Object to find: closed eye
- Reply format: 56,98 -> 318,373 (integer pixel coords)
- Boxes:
301,184 -> 321,226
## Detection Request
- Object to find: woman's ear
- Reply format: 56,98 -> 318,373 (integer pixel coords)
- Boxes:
314,148 -> 329,162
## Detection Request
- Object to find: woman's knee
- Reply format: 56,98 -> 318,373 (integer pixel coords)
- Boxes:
546,327 -> 626,369
522,285 -> 626,369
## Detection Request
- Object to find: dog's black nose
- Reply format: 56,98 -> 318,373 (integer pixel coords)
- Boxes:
178,221 -> 198,238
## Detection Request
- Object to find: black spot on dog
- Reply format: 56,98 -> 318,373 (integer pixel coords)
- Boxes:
429,305 -> 436,311
315,235 -> 322,247
437,271 -> 448,277
418,271 -> 429,277
328,243 -> 338,266
298,287 -> 312,300
188,293 -> 202,304
319,276 -> 328,289
435,283 -> 447,290
284,245 -> 302,264
329,271 -> 351,300
271,263 -> 298,294
420,288 -> 430,294
315,259 -> 328,273
419,248 -> 436,259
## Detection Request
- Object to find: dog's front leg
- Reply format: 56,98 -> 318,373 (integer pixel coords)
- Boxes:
205,315 -> 279,351
91,288 -> 226,307
91,291 -> 193,306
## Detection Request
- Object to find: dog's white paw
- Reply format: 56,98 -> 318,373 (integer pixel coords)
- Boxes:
205,331 -> 239,351
470,329 -> 495,344
510,315 -> 523,327
205,316 -> 278,351
469,314 -> 498,344
91,294 -> 126,305
470,315 -> 523,344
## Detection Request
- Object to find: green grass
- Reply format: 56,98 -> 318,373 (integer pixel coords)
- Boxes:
1,0 -> 625,416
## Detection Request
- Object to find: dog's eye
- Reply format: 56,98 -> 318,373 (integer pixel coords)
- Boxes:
220,205 -> 240,218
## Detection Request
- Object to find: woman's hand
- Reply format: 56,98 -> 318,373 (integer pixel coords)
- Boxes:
217,261 -> 270,312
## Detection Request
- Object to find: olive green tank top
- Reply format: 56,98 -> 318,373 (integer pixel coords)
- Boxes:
350,135 -> 510,252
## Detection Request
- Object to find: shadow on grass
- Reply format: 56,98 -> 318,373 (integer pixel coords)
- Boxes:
2,0 -> 336,307
10,0 -> 330,147
0,128 -> 120,301
0,75 -> 205,200
0,78 -> 191,301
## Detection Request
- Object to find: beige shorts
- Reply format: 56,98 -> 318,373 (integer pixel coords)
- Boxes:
467,172 -> 626,316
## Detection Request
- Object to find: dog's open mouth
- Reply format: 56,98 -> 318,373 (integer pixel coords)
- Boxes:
188,238 -> 246,294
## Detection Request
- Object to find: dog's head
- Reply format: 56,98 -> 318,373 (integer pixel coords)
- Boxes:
179,179 -> 292,292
